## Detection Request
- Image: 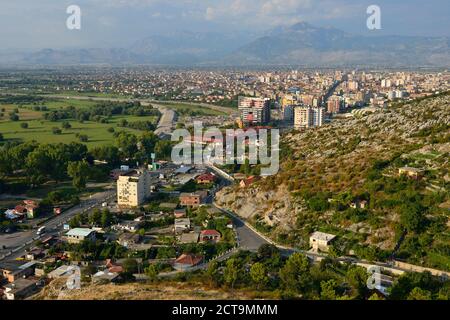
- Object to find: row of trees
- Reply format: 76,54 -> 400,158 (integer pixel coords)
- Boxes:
0,128 -> 173,192
43,101 -> 159,123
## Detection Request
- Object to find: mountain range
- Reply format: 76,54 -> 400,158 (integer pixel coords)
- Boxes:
3,22 -> 450,67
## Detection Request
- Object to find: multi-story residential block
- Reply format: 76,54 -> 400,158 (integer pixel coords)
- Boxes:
117,169 -> 153,207
179,191 -> 208,207
294,106 -> 324,129
327,95 -> 342,114
238,96 -> 271,125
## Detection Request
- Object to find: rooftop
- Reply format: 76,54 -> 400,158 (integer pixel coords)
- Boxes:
66,228 -> 95,237
310,231 -> 336,242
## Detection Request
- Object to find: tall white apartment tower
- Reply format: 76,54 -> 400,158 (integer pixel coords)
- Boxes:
117,169 -> 153,208
294,106 -> 324,129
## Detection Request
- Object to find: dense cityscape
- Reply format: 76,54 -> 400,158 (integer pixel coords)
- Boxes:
0,1 -> 449,314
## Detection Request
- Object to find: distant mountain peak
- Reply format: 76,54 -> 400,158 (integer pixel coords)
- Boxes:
289,21 -> 316,31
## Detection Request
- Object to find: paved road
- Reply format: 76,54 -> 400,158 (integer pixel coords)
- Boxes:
152,104 -> 176,138
0,188 -> 116,261
212,204 -> 269,251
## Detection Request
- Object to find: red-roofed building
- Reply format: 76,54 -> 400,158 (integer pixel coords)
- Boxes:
196,173 -> 216,185
23,200 -> 39,219
199,230 -> 221,243
239,176 -> 257,188
173,254 -> 203,271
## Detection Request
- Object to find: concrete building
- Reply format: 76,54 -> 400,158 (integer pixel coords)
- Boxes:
4,278 -> 39,300
294,106 -> 324,129
179,191 -> 208,207
309,231 -> 336,253
66,228 -> 96,244
117,169 -> 154,207
0,261 -> 36,283
238,96 -> 271,125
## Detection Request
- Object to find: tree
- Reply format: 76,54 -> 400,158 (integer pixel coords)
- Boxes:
400,203 -> 425,233
61,121 -> 72,129
67,161 -> 90,191
20,122 -> 29,129
368,293 -> 384,300
223,258 -> 240,289
52,127 -> 62,135
100,209 -> 113,227
407,287 -> 432,300
206,260 -> 221,287
320,279 -> 338,300
140,131 -> 158,155
122,258 -> 138,274
144,265 -> 158,282
250,262 -> 269,290
279,253 -> 312,295
115,131 -> 138,159
9,113 -> 19,121
346,266 -> 369,298
90,145 -> 120,165
258,244 -> 283,269
154,140 -> 173,160
89,209 -> 102,226
78,134 -> 88,142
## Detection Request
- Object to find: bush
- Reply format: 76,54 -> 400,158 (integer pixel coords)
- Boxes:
52,127 -> 62,135
20,122 -> 29,129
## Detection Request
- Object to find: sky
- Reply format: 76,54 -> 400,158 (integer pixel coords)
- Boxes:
1,0 -> 449,49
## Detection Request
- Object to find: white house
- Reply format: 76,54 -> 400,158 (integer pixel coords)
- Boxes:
309,231 -> 336,253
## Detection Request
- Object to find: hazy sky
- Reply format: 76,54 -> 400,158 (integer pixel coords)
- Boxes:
1,0 -> 449,49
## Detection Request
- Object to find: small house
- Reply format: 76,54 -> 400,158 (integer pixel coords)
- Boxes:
4,278 -> 39,300
174,208 -> 187,218
309,231 -> 336,253
117,233 -> 142,248
199,230 -> 221,243
173,253 -> 203,271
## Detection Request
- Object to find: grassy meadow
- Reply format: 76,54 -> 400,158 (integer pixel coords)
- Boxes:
0,99 -> 159,148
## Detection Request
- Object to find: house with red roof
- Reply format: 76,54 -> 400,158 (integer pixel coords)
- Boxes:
196,172 -> 216,185
199,229 -> 221,243
239,176 -> 257,188
173,254 -> 203,271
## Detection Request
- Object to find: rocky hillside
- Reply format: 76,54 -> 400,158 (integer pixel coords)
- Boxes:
216,93 -> 450,268
32,278 -> 257,300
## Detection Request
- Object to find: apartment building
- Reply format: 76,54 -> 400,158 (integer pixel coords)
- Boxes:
238,96 -> 271,125
294,106 -> 324,129
117,169 -> 153,207
327,95 -> 342,114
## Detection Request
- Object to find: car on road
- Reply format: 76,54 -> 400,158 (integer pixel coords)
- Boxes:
36,226 -> 46,235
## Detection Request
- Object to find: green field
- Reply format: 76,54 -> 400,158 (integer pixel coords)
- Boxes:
0,99 -> 159,148
156,101 -> 227,116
